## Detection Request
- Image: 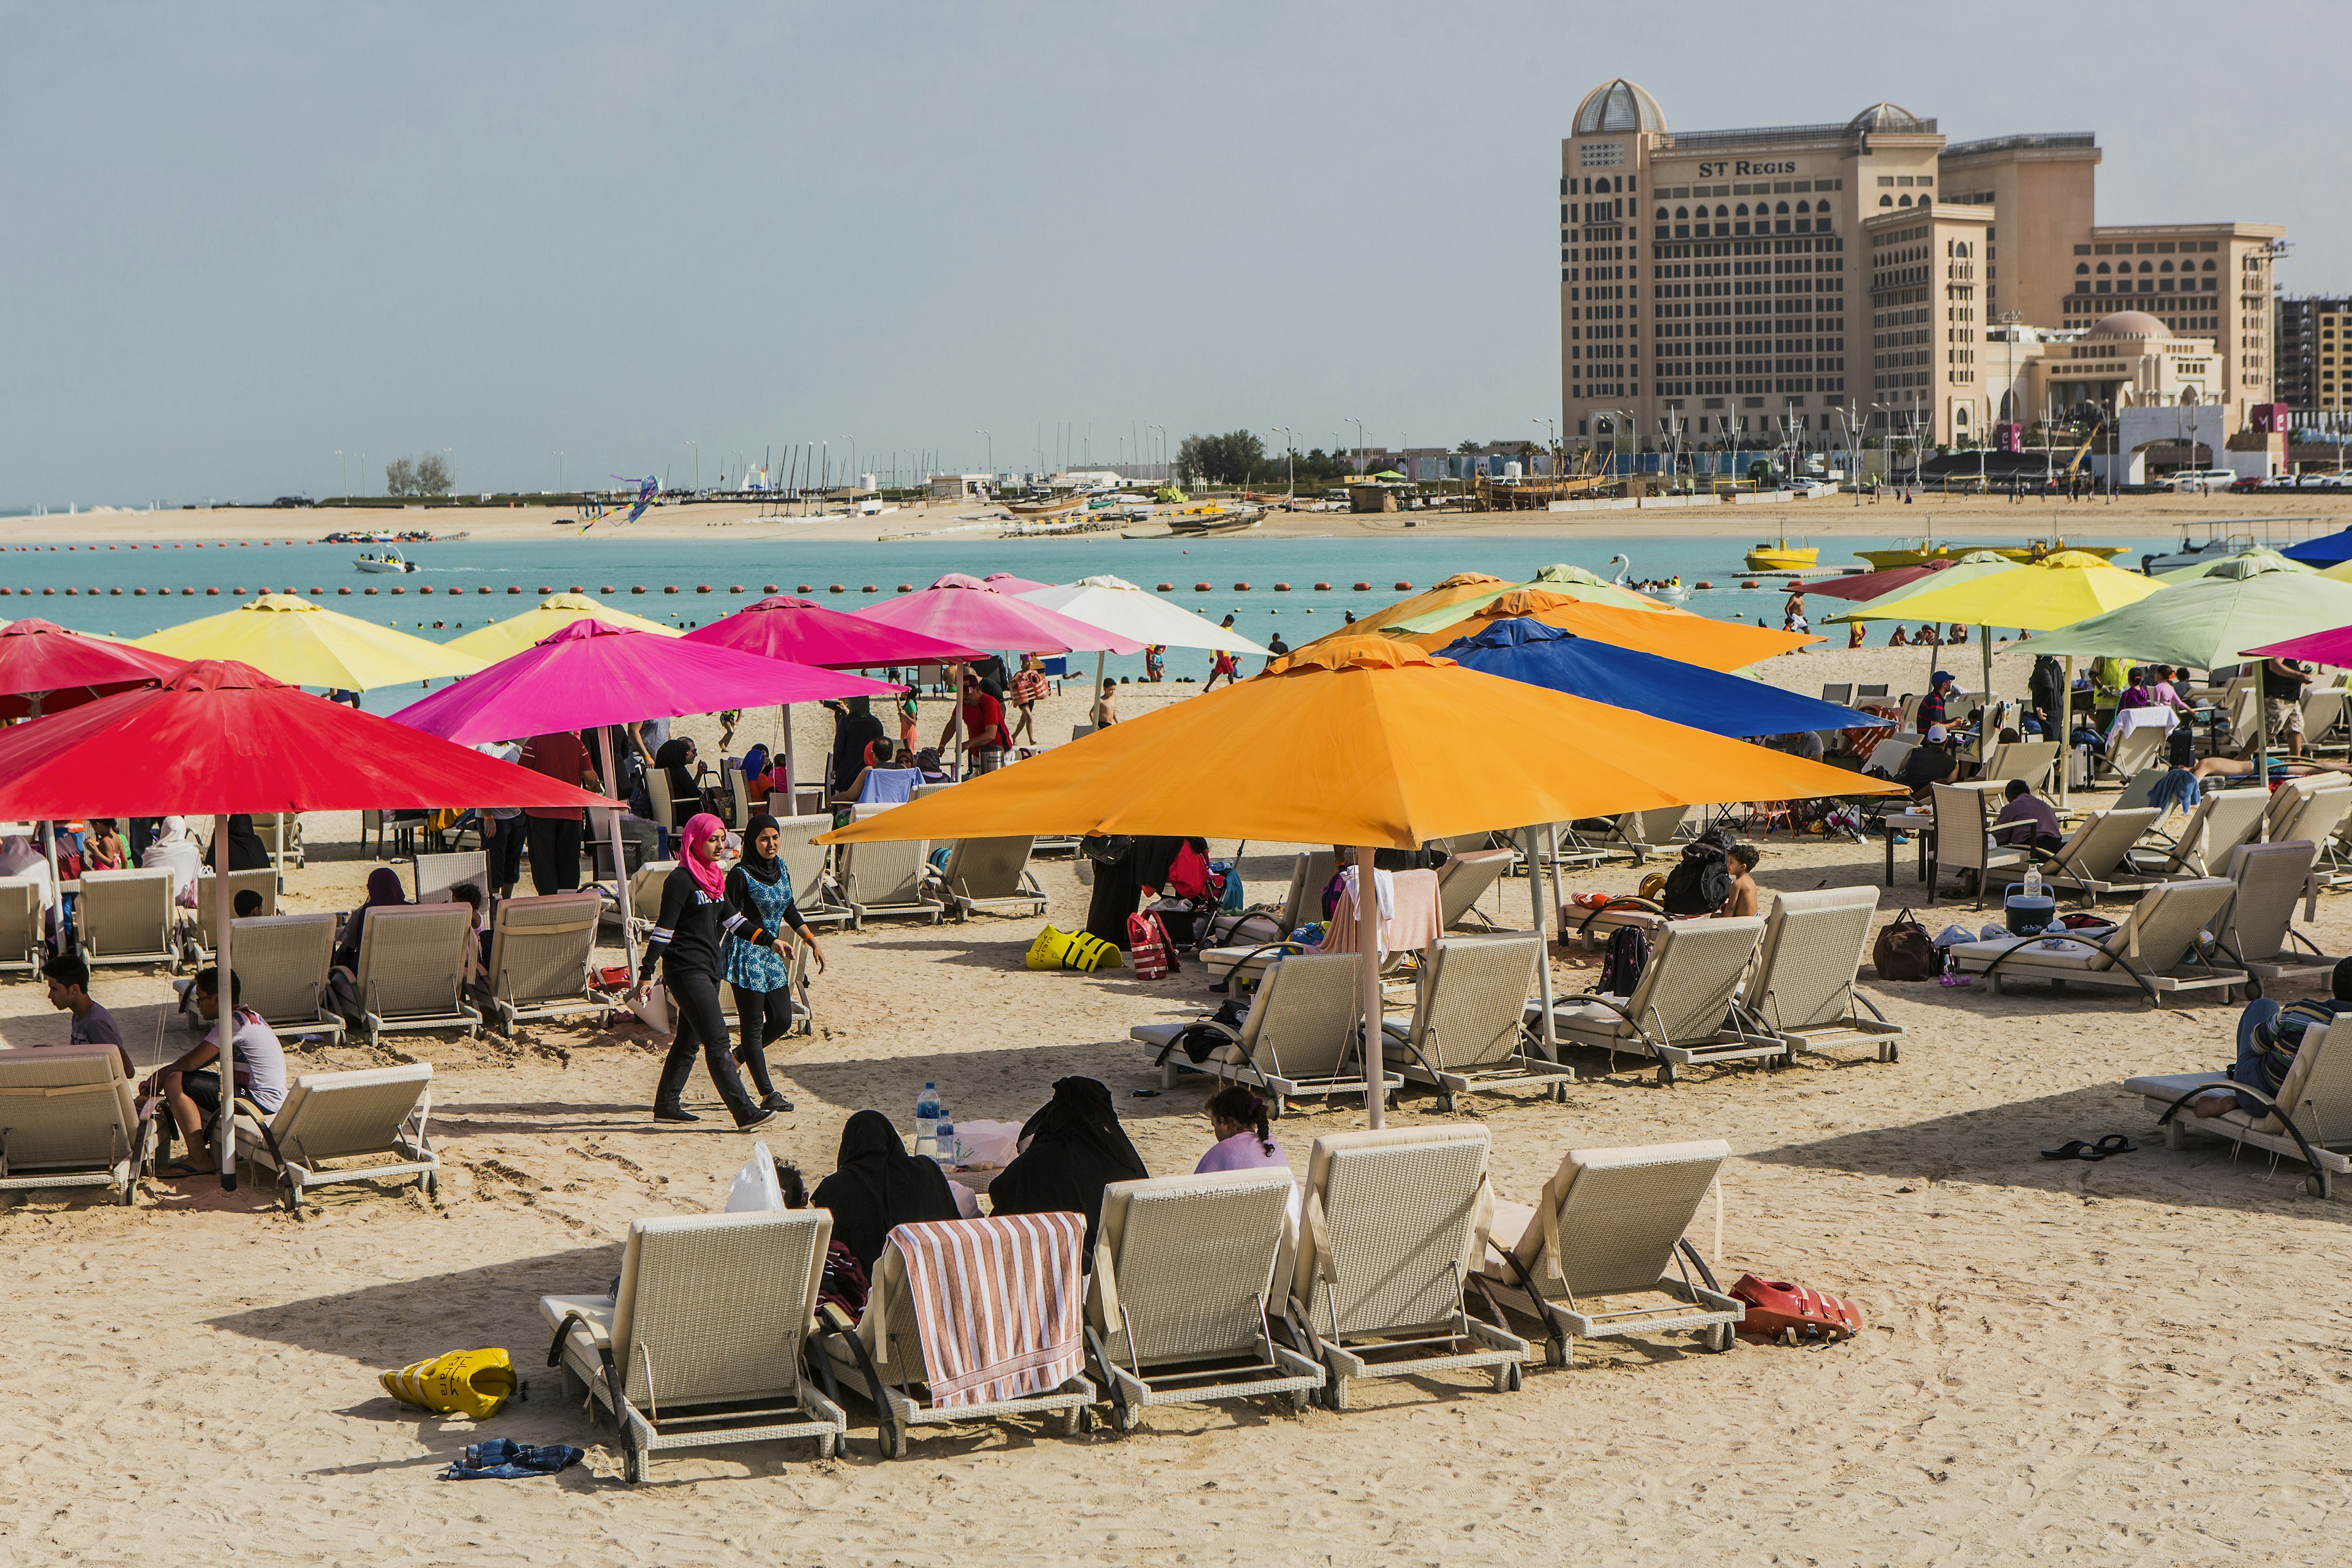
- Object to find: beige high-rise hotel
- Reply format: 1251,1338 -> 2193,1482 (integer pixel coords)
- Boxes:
1559,80 -> 2285,451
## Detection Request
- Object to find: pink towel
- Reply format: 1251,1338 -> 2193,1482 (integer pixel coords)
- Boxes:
1316,868 -> 1442,959
888,1212 -> 1085,1408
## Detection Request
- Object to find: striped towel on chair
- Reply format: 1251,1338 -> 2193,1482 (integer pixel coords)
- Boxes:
888,1212 -> 1086,1409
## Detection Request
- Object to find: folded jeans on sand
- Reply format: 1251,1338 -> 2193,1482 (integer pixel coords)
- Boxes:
441,1440 -> 584,1480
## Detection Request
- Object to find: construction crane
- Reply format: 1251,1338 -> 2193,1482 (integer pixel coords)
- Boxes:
2061,418 -> 2103,479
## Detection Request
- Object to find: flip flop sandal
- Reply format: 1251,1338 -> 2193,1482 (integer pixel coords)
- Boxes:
2093,1134 -> 2138,1156
2040,1140 -> 2108,1161
158,1159 -> 213,1178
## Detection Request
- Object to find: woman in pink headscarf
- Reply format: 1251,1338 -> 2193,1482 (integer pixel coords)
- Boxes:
630,813 -> 775,1129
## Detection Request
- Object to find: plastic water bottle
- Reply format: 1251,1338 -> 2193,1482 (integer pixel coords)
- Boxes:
932,1109 -> 957,1170
2022,865 -> 2043,900
914,1083 -> 940,1158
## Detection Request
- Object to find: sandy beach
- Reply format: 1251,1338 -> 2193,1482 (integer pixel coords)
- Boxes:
4,658 -> 2348,1566
13,486 -> 2352,551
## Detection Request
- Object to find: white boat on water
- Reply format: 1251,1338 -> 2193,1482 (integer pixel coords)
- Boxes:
354,548 -> 417,574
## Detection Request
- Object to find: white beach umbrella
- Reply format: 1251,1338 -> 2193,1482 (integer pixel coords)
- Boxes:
1019,575 -> 1271,655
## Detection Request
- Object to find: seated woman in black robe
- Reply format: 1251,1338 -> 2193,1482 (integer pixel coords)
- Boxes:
811,1109 -> 962,1272
987,1077 -> 1149,1256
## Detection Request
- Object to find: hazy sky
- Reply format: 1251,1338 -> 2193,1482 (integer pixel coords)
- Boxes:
5,1 -> 2341,506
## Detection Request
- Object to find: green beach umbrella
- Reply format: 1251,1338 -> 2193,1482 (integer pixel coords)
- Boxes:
1384,563 -> 1671,627
2150,547 -> 2317,586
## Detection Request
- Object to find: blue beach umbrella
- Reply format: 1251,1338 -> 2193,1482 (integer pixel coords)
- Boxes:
2279,527 -> 2352,567
1435,617 -> 1878,738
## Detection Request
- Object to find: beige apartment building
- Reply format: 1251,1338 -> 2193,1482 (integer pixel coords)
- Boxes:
1559,80 -> 2285,450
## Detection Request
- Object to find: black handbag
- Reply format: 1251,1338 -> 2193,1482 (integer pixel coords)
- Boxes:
1082,834 -> 1134,867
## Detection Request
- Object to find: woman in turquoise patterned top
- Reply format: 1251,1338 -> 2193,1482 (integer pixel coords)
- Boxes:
722,813 -> 826,1113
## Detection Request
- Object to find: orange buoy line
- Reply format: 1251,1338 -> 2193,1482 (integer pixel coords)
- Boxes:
1353,581 -> 1371,590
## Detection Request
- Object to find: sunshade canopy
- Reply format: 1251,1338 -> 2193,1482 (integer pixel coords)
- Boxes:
0,660 -> 617,818
1392,589 -> 1815,669
980,571 -> 1052,595
681,595 -> 979,668
2243,625 -> 2352,663
0,617 -> 188,720
1788,561 -> 1951,601
2281,527 -> 2352,567
388,619 -> 899,745
135,592 -> 488,690
1833,550 -> 2163,631
2152,547 -> 2316,586
851,573 -> 1142,655
1018,575 -> 1268,654
1383,563 -> 1678,626
1819,552 -> 2021,623
1436,619 -> 1877,738
443,592 -> 682,660
821,636 -> 1893,851
2029,557 -> 2352,667
1294,572 -> 1513,654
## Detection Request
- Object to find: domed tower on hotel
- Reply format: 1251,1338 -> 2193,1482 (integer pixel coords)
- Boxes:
1559,83 -> 2283,456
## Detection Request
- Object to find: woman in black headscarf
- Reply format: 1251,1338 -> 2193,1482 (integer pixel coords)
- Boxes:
812,1109 -> 962,1271
213,814 -> 271,873
987,1077 -> 1150,1254
652,737 -> 715,823
823,697 -> 886,797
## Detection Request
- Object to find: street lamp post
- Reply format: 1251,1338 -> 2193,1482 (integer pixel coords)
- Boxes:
442,447 -> 455,502
1348,417 -> 1366,474
1270,426 -> 1295,504
686,440 -> 699,492
554,451 -> 565,493
334,450 -> 346,502
976,429 -> 992,486
356,452 -> 367,497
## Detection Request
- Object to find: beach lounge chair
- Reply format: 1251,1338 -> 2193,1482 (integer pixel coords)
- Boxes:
2214,840 -> 2337,993
1382,935 -> 1572,1109
2263,780 -> 2352,858
1069,722 -> 1095,742
2098,721 -> 2170,783
0,878 -> 44,975
351,903 -> 481,1043
1819,682 -> 1854,706
0,1042 -> 146,1207
480,891 -> 608,1035
1133,951 -> 1403,1110
1945,876 -> 2245,1006
219,913 -> 343,1042
1476,1139 -> 1741,1366
2113,766 -> 2169,813
1975,739 -> 2060,791
1740,886 -> 1905,1061
838,835 -> 943,926
1531,916 -> 1771,1085
773,814 -> 853,930
1929,783 -> 2029,908
819,1213 -> 1095,1458
1986,806 -> 2162,903
1603,807 -> 1688,866
75,869 -> 179,971
411,850 -> 488,905
617,859 -> 675,945
185,868 -> 278,960
2301,685 -> 2348,752
232,1061 -> 439,1212
1863,736 -> 1917,778
2125,1020 -> 2352,1197
2124,788 -> 2268,883
930,836 -> 1047,921
1086,1170 -> 1325,1431
1196,848 -> 1331,961
544,1209 -> 848,1481
255,812 -> 303,871
1435,848 -> 1514,930
911,781 -> 953,801
1277,1125 -> 1528,1409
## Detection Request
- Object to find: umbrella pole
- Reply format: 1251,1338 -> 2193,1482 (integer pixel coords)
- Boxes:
779,704 -> 796,810
213,824 -> 236,1191
1527,826 -> 1556,1061
1356,846 -> 1384,1130
1980,624 -> 1994,758
2060,655 -> 2075,815
609,805 -> 636,977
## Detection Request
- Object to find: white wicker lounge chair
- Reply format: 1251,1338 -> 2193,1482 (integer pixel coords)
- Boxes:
1277,1125 -> 1529,1409
232,1061 -> 437,1212
543,1209 -> 848,1481
819,1215 -> 1095,1459
2215,840 -> 2337,994
1945,876 -> 2245,1006
186,868 -> 279,960
1929,784 -> 2028,908
839,836 -> 943,925
2264,780 -> 2352,858
773,815 -> 853,930
1986,806 -> 2161,903
0,1042 -> 146,1206
1132,951 -> 1402,1112
1382,935 -> 1572,1108
219,913 -> 342,1042
480,891 -> 608,1035
2126,1020 -> 2352,1197
411,850 -> 489,905
1435,848 -> 1514,930
1476,1139 -> 1742,1366
1087,1169 -> 1325,1431
1975,739 -> 2060,791
620,859 -> 675,944
0,878 -> 44,975
1605,806 -> 1688,865
1740,887 -> 1905,1061
75,869 -> 179,971
1531,916 -> 1772,1085
930,835 -> 1047,920
351,903 -> 481,1043
2124,788 -> 2269,883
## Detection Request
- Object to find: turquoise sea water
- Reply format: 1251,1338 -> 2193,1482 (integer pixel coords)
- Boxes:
0,530 -> 2167,707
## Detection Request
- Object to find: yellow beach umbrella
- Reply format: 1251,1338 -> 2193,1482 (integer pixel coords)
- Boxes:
1851,550 -> 2164,633
824,636 -> 1894,1121
444,592 -> 683,660
1382,563 -> 1683,630
137,594 -> 488,689
1292,571 -> 1514,654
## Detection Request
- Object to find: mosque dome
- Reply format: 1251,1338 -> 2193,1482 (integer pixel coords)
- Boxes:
2088,311 -> 2168,339
1574,80 -> 1665,136
1847,102 -> 1930,134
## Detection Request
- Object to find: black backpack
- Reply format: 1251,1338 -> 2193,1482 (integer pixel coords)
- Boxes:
1599,925 -> 1651,997
2165,726 -> 2196,769
1660,826 -> 1735,917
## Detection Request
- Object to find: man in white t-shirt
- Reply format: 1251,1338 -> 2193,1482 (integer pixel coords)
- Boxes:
141,965 -> 288,1177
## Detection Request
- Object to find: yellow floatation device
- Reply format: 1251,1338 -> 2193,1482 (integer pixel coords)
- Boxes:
382,1348 -> 518,1419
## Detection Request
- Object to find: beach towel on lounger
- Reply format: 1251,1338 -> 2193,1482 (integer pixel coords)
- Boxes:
888,1212 -> 1086,1408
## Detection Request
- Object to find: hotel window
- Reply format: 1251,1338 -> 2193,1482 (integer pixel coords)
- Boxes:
1879,195 -> 1893,208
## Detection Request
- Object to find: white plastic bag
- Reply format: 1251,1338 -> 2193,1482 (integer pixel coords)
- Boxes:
951,1118 -> 1022,1171
723,1141 -> 783,1213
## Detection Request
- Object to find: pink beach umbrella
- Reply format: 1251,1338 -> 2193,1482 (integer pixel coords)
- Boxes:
681,595 -> 981,800
981,571 -> 1054,595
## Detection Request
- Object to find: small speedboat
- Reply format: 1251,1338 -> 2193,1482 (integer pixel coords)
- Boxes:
355,548 -> 416,574
1744,537 -> 1817,572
